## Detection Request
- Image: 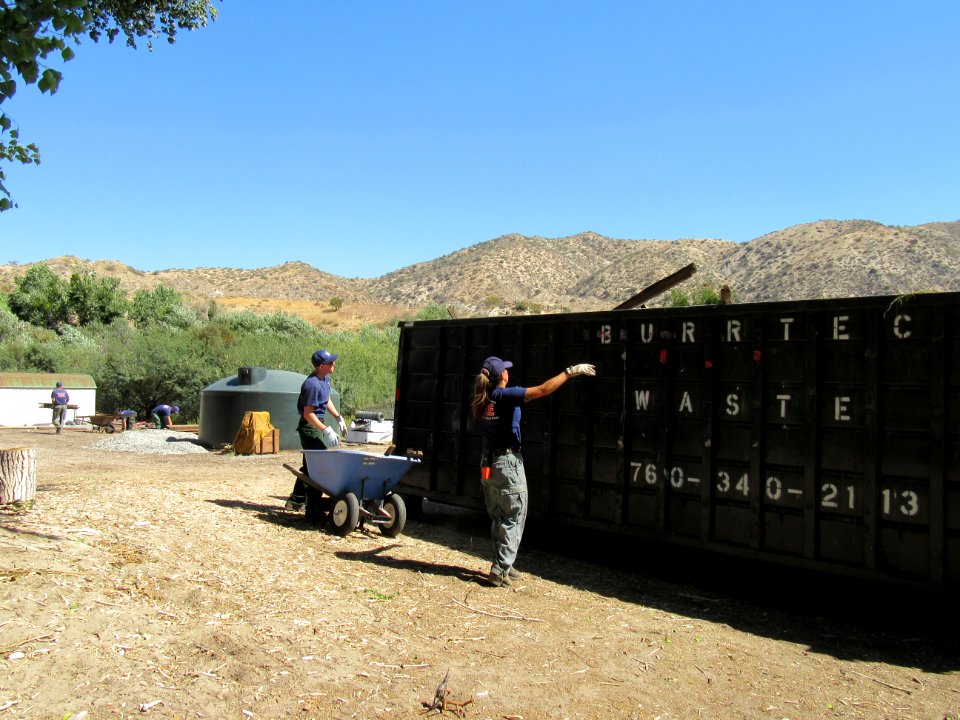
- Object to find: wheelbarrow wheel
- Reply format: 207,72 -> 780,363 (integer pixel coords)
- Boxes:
105,424 -> 115,434
379,494 -> 407,538
330,492 -> 360,536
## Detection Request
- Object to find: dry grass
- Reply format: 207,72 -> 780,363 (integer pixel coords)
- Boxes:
212,297 -> 418,331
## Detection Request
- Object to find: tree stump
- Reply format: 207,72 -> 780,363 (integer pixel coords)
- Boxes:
0,447 -> 37,505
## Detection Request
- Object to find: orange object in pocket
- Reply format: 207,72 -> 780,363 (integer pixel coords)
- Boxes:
481,466 -> 492,480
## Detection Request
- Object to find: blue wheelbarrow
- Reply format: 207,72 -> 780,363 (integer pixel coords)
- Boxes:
283,449 -> 420,537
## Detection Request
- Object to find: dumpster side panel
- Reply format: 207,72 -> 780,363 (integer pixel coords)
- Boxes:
394,292 -> 960,588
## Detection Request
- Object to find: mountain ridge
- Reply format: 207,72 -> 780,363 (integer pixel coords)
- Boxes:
2,219 -> 958,315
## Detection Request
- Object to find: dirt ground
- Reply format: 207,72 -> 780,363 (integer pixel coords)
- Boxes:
0,427 -> 957,720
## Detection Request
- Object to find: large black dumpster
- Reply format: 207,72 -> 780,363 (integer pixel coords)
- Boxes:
392,291 -> 960,588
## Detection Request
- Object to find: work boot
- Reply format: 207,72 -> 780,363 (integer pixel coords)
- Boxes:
285,495 -> 305,512
507,568 -> 523,581
485,571 -> 511,588
56,427 -> 62,434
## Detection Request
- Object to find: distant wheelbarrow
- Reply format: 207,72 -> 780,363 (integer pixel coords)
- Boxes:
282,449 -> 420,537
81,413 -> 122,433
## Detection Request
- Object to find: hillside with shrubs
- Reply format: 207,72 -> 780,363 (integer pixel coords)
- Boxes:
0,264 -> 429,422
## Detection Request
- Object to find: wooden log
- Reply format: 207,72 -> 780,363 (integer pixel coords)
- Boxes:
0,447 -> 37,505
612,262 -> 698,310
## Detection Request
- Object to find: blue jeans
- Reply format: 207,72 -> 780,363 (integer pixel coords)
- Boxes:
480,452 -> 528,578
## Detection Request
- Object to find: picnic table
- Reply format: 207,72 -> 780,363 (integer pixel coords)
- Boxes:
38,402 -> 80,424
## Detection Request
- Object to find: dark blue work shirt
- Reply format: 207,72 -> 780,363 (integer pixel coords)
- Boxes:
298,374 -> 331,421
480,385 -> 526,451
51,389 -> 69,405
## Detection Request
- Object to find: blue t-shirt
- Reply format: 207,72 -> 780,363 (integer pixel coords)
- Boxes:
298,374 -> 331,421
51,388 -> 70,405
480,385 -> 526,451
152,404 -> 173,418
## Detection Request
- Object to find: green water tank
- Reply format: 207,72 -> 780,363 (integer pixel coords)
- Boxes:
198,366 -> 340,451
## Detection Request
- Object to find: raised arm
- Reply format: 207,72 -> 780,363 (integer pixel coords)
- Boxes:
523,364 -> 596,402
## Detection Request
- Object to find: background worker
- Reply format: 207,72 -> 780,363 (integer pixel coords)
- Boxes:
150,404 -> 179,429
118,409 -> 138,430
51,380 -> 70,434
470,356 -> 596,587
285,349 -> 348,512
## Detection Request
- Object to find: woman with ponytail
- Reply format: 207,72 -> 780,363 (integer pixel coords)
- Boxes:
470,355 -> 596,587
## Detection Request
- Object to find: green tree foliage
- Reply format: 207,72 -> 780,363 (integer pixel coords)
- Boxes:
7,263 -> 68,327
320,325 -> 400,415
213,309 -> 316,336
0,264 -> 403,419
129,284 -> 198,328
67,270 -> 127,324
0,0 -> 218,209
415,303 -> 449,321
330,297 -> 344,312
0,305 -> 34,369
9,263 -> 130,329
667,281 -> 728,307
689,282 -> 725,306
95,323 -> 221,420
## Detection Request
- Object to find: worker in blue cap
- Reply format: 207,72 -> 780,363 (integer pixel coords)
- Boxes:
470,356 -> 596,587
51,380 -> 70,435
285,348 -> 348,513
150,404 -> 180,429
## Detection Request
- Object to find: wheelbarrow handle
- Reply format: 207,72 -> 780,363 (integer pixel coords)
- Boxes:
282,463 -> 310,482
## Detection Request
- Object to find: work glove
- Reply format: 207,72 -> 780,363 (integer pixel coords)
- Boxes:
321,426 -> 340,448
565,363 -> 596,377
337,416 -> 348,435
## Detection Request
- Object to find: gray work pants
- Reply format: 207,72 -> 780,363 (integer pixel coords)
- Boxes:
52,404 -> 67,430
480,452 -> 528,579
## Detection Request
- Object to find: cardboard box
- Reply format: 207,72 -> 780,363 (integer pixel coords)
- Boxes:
258,428 -> 280,454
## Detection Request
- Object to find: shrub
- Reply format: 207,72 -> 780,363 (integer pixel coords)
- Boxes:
7,264 -> 68,328
415,303 -> 449,321
130,285 -> 199,329
263,311 -> 316,336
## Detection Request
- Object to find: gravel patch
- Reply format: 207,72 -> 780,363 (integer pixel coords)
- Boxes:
88,429 -> 210,454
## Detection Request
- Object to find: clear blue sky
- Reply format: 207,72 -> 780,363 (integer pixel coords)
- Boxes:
2,1 -> 958,278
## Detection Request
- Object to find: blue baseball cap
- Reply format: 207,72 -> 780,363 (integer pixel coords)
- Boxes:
56,380 -> 63,387
172,405 -> 180,413
312,349 -> 338,366
482,356 -> 513,380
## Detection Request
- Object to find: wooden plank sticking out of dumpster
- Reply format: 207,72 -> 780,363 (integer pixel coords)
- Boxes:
612,262 -> 698,310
